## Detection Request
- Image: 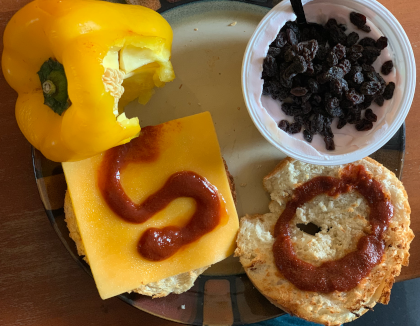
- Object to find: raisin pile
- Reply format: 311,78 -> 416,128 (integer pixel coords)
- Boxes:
262,12 -> 395,151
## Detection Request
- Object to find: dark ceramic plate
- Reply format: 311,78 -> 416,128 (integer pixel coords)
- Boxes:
33,0 -> 406,324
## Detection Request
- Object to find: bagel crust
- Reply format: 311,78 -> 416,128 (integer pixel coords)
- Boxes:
235,157 -> 414,325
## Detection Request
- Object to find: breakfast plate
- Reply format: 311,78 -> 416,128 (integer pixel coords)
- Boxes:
32,0 -> 406,324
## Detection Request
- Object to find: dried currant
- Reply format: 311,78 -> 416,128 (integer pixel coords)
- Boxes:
345,88 -> 365,105
324,136 -> 335,150
275,32 -> 287,48
352,72 -> 364,84
282,21 -> 301,40
361,46 -> 382,64
337,118 -> 347,129
341,99 -> 354,109
349,65 -> 362,74
374,95 -> 385,106
331,44 -> 347,60
326,97 -> 339,109
284,47 -> 298,62
362,64 -> 375,72
302,40 -> 319,61
381,60 -> 394,75
358,37 -> 376,47
313,113 -> 324,132
313,94 -> 322,104
290,87 -> 308,96
327,52 -> 339,67
347,32 -> 359,47
301,91 -> 312,102
361,25 -> 371,33
303,129 -> 313,142
360,81 -> 382,95
338,59 -> 351,74
328,25 -> 348,45
330,78 -> 349,95
325,19 -> 338,29
356,119 -> 373,131
288,122 -> 302,134
347,51 -> 363,62
267,47 -> 281,58
316,44 -> 329,61
278,120 -> 290,132
262,56 -> 278,77
347,111 -> 362,124
350,12 -> 367,28
308,79 -> 319,93
281,103 -> 294,116
364,95 -> 374,107
302,101 -> 312,114
305,62 -> 315,76
287,28 -> 298,45
326,104 -> 343,118
376,36 -> 388,50
364,109 -> 377,122
383,82 -> 395,100
313,64 -> 323,75
285,56 -> 307,79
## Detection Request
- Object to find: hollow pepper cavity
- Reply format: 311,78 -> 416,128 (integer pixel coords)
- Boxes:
2,0 -> 175,162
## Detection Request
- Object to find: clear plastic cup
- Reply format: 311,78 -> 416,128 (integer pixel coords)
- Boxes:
242,0 -> 416,165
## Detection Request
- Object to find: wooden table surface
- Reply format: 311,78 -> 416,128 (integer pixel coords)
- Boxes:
1,0 -> 419,325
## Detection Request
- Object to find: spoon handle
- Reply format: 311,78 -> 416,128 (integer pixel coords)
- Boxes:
290,0 -> 307,25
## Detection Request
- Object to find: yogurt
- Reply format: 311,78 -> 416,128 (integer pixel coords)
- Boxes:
242,0 -> 415,165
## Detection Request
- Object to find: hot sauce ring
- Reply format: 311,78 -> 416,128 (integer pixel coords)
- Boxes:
98,125 -> 223,261
273,164 -> 393,293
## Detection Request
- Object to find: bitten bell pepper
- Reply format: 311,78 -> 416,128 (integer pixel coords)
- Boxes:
2,0 -> 175,162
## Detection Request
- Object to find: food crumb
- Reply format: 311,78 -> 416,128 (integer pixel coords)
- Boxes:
240,183 -> 247,187
126,0 -> 161,11
179,84 -> 183,89
181,305 -> 186,310
228,21 -> 237,26
257,165 -> 262,169
194,28 -> 198,31
198,103 -> 201,106
237,107 -> 240,110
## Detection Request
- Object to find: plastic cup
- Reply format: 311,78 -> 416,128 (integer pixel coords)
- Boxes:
242,0 -> 416,165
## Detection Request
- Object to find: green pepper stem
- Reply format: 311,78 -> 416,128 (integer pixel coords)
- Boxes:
42,80 -> 56,96
37,58 -> 71,116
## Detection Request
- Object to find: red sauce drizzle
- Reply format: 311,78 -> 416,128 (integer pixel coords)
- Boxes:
98,125 -> 222,261
273,164 -> 393,293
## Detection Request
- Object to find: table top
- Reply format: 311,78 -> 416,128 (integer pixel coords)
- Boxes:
1,0 -> 419,325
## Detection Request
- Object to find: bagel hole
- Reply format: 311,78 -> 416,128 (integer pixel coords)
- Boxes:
296,222 -> 322,236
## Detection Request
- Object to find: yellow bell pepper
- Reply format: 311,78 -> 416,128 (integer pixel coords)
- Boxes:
2,0 -> 175,162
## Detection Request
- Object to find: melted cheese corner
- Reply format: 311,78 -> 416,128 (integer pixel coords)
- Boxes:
62,112 -> 239,299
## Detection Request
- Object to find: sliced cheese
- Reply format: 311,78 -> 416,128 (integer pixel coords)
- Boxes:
62,112 -> 239,299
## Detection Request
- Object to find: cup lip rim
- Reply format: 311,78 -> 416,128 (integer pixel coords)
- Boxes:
241,0 -> 416,165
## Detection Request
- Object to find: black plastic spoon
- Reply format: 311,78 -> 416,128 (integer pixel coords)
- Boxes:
290,0 -> 307,25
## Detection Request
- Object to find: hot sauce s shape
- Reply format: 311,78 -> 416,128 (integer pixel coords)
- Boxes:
98,125 -> 222,261
273,164 -> 393,293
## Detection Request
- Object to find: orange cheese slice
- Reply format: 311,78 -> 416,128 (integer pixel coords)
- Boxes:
62,112 -> 238,299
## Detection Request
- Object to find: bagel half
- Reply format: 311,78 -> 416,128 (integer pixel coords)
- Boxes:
63,158 -> 236,298
235,157 -> 414,325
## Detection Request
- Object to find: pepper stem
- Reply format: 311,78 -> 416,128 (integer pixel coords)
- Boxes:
42,80 -> 56,95
37,58 -> 71,115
